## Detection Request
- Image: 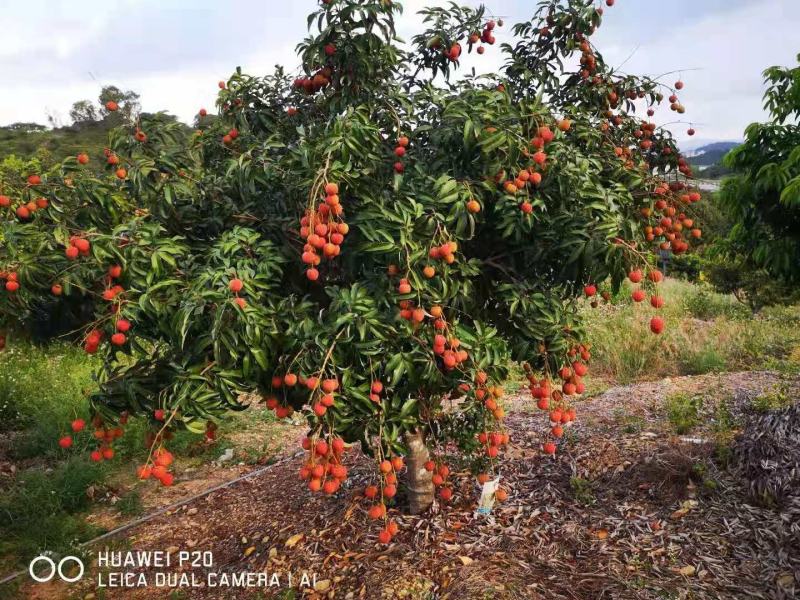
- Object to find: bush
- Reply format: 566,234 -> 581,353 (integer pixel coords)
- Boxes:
681,283 -> 749,321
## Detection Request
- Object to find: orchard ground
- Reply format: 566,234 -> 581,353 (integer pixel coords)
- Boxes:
1,278 -> 799,598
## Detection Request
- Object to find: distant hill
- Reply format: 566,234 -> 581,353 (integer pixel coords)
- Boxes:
684,141 -> 741,179
0,119 -> 114,168
686,141 -> 740,166
0,112 -> 190,175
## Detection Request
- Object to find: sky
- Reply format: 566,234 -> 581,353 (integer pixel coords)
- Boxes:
1,0 -> 798,148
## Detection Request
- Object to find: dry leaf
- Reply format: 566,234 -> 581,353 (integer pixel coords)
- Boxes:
243,546 -> 256,557
285,533 -> 304,547
678,565 -> 696,576
315,579 -> 331,592
458,556 -> 474,566
670,508 -> 689,520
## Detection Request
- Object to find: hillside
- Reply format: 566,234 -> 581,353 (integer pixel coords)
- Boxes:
685,141 -> 740,179
0,120 -> 113,166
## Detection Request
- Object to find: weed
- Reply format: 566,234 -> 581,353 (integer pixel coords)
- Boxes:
613,408 -> 645,434
0,456 -> 107,566
751,386 -> 792,413
570,476 -> 596,506
116,490 -> 144,516
665,393 -> 703,434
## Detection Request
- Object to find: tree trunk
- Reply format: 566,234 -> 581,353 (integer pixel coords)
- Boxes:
404,429 -> 434,514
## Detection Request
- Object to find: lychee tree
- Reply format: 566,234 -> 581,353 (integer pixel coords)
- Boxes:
0,0 -> 702,536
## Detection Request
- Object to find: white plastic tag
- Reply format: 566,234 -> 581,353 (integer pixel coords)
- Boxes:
475,477 -> 500,516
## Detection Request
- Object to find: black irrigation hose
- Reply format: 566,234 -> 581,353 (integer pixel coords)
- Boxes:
0,450 -> 304,587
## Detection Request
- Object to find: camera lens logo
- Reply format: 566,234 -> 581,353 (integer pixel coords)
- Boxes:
29,555 -> 84,583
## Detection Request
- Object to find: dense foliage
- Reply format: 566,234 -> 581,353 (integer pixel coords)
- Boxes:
0,0 -> 703,527
709,53 -> 800,308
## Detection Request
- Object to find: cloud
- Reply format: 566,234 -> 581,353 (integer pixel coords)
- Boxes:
592,0 -> 800,144
0,0 -> 797,147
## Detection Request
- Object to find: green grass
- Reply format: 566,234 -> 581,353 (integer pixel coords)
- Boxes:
584,279 -> 800,383
612,407 -> 646,434
0,340 -> 98,454
116,489 -> 144,517
711,397 -> 737,468
0,339 -> 285,573
751,386 -> 792,413
0,456 -> 107,571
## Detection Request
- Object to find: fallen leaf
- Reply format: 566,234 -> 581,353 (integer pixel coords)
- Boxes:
679,565 -> 696,576
670,508 -> 689,520
243,546 -> 256,557
458,556 -> 474,566
285,533 -> 304,548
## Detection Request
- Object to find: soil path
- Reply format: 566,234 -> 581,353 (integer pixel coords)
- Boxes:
13,371 -> 800,600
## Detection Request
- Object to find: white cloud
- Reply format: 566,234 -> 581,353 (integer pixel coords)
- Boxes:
593,0 -> 800,145
0,0 -> 797,148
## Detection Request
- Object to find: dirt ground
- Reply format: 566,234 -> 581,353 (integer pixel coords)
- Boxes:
8,371 -> 800,600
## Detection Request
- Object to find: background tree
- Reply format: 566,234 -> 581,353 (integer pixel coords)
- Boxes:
0,0 -> 702,534
708,53 -> 800,308
98,85 -> 141,123
68,100 -> 99,126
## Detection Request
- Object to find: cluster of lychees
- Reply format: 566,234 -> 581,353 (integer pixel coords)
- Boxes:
299,182 -> 348,281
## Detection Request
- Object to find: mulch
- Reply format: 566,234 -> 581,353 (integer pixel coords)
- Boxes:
16,371 -> 800,600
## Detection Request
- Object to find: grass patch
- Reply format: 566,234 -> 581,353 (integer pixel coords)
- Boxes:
584,279 -> 800,383
751,386 -> 793,413
0,340 -> 96,437
0,456 -> 107,569
612,407 -> 645,434
679,347 -> 727,375
665,392 -> 703,434
0,339 -> 287,571
116,489 -> 144,517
